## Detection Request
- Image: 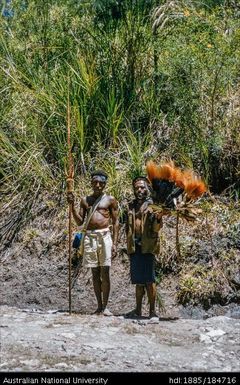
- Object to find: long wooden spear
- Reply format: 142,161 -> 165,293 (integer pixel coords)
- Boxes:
176,211 -> 181,261
66,79 -> 74,315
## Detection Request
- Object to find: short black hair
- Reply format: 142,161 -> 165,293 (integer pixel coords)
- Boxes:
91,170 -> 108,180
132,176 -> 150,186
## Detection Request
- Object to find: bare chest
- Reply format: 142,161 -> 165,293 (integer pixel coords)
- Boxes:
86,198 -> 111,218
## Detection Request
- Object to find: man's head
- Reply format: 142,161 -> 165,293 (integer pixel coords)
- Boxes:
91,170 -> 108,195
132,176 -> 150,201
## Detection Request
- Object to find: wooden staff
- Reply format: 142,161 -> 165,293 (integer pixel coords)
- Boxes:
176,211 -> 181,261
66,81 -> 74,315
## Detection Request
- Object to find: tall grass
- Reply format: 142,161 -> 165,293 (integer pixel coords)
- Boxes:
0,0 -> 239,238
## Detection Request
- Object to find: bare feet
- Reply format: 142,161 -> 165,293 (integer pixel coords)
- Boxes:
102,308 -> 113,316
124,309 -> 141,319
149,312 -> 159,320
92,308 -> 102,315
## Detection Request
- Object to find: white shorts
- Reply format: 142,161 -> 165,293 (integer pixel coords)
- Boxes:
83,228 -> 112,268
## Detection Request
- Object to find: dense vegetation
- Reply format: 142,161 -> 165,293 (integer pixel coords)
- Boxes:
1,0 -> 239,194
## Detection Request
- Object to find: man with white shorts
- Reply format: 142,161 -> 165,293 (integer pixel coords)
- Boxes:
67,170 -> 119,316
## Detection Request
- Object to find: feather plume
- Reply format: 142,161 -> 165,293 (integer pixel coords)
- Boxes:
184,179 -> 207,199
146,160 -> 184,208
146,160 -> 161,181
146,160 -> 207,214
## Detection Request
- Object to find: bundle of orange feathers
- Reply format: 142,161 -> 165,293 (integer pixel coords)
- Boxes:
146,160 -> 207,221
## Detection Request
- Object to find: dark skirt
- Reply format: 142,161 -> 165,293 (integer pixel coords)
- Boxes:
130,245 -> 155,284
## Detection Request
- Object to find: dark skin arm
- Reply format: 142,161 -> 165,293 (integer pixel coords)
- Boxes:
67,192 -> 86,226
152,208 -> 171,230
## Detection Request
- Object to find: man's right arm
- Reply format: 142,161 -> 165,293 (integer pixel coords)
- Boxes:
67,192 -> 86,226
